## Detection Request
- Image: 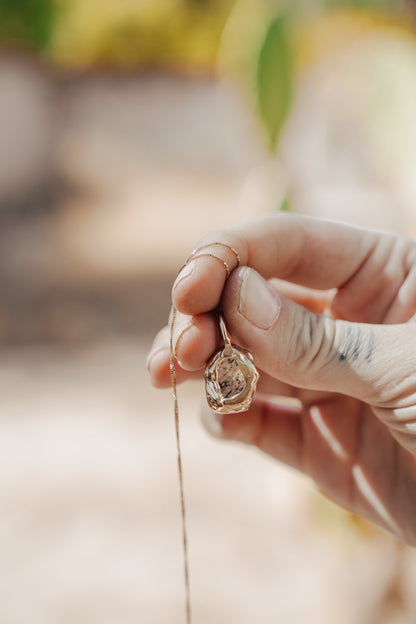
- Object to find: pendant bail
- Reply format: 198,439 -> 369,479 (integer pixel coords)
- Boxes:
218,313 -> 232,356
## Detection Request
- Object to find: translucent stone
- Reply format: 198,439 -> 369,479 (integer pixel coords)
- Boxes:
205,345 -> 259,414
217,358 -> 245,398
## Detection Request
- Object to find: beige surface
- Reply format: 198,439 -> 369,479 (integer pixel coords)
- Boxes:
0,343 -> 410,624
0,343 -> 413,623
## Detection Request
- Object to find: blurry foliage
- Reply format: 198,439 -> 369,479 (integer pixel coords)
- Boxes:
0,0 -> 415,158
221,0 -> 416,154
256,13 -> 293,151
279,197 -> 291,211
0,0 -> 412,73
50,0 -> 235,71
219,0 -> 294,151
0,0 -> 56,50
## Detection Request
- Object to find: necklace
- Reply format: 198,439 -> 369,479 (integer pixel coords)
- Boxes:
170,243 -> 259,623
169,305 -> 191,623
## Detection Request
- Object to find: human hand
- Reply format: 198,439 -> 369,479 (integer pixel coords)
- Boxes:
147,213 -> 416,545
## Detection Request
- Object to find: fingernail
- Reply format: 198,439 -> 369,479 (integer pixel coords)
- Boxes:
172,262 -> 195,294
238,268 -> 280,330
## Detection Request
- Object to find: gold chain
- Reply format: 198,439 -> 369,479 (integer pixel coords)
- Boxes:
170,305 -> 192,624
169,242 -> 240,624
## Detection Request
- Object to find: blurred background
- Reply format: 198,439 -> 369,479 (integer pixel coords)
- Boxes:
1,0 -> 416,622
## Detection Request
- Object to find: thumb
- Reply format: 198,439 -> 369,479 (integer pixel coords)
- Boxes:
222,267 -> 415,409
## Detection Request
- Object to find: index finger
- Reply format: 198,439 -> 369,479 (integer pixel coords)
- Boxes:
173,213 -> 385,316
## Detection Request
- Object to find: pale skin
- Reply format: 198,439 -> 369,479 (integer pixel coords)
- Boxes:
147,213 -> 416,545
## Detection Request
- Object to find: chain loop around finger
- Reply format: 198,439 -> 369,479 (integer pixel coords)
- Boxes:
185,242 -> 240,279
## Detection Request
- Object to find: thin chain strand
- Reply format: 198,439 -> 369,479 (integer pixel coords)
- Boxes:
186,242 -> 241,267
170,306 -> 192,624
170,243 -> 240,624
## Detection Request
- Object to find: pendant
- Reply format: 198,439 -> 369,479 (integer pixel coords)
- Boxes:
205,314 -> 259,414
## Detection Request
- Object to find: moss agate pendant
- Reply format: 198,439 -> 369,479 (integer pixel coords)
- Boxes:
205,314 -> 259,414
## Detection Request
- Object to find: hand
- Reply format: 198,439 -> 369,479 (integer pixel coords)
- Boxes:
147,213 -> 416,545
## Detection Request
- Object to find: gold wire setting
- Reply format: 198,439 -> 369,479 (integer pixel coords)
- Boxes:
205,313 -> 259,414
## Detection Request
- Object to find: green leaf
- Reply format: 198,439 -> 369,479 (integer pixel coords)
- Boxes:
256,12 -> 293,152
0,0 -> 56,50
279,196 -> 291,211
